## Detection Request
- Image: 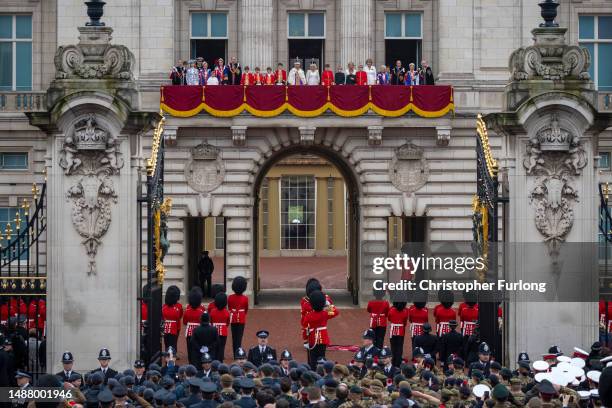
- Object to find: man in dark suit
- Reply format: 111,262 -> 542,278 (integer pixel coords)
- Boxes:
419,60 -> 435,85
412,323 -> 438,362
247,330 -> 276,367
359,329 -> 380,360
55,351 -> 75,382
189,313 -> 219,366
89,348 -> 118,384
438,320 -> 464,368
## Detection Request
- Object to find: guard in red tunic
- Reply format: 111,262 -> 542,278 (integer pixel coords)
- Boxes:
207,284 -> 226,313
321,64 -> 334,86
458,298 -> 479,337
300,279 -> 334,357
229,276 -> 249,353
367,289 -> 389,349
387,301 -> 409,367
408,300 -> 429,339
275,63 -> 287,85
302,290 -> 339,368
27,298 -> 46,333
183,287 -> 205,364
162,285 -> 183,353
209,292 -> 230,362
434,290 -> 456,337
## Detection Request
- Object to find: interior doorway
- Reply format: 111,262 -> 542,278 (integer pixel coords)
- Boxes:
184,216 -> 227,299
252,146 -> 360,305
388,216 -> 429,281
289,39 -> 324,71
191,39 -> 227,66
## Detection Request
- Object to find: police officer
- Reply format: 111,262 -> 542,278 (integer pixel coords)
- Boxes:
13,371 -> 32,408
247,330 -> 277,367
197,353 -> 215,379
90,348 -> 118,384
359,329 -> 380,359
469,342 -> 492,377
56,351 -> 75,381
280,350 -> 292,376
379,347 -> 398,378
234,347 -> 247,366
133,359 -> 146,386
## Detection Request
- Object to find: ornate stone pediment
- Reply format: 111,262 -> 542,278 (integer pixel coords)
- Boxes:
389,142 -> 429,193
185,142 -> 225,193
509,27 -> 590,81
54,26 -> 134,80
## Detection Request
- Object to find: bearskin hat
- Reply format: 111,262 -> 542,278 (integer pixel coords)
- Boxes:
306,278 -> 322,297
214,292 -> 228,309
373,288 -> 385,300
309,290 -> 326,312
438,289 -> 454,308
232,276 -> 247,295
393,301 -> 407,311
413,289 -> 428,309
463,290 -> 477,306
211,284 -> 225,298
165,285 -> 181,306
188,287 -> 203,308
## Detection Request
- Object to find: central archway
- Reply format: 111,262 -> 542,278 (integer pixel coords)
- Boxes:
252,144 -> 362,305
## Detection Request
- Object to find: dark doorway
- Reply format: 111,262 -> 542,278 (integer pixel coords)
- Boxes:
402,216 -> 428,281
191,39 -> 227,65
385,39 -> 421,68
289,39 -> 324,70
184,216 -> 227,298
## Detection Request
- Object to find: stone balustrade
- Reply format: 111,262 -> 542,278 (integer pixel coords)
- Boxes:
0,92 -> 46,112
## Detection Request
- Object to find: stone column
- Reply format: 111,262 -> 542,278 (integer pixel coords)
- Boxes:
339,0 -> 374,65
240,0 -> 274,69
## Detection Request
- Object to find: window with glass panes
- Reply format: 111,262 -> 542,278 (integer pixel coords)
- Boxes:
0,206 -> 28,260
215,217 -> 224,250
0,15 -> 32,91
579,15 -> 612,91
384,13 -> 422,68
600,152 -> 611,170
0,152 -> 28,170
281,175 -> 315,250
288,13 -> 325,38
190,12 -> 228,62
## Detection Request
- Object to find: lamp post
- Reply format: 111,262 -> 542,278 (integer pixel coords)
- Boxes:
539,0 -> 559,27
85,0 -> 106,26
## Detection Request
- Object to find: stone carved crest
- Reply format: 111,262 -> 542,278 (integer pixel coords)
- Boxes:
184,143 -> 225,193
54,27 -> 134,80
524,115 -> 587,265
509,28 -> 590,81
389,143 -> 429,193
60,114 -> 124,275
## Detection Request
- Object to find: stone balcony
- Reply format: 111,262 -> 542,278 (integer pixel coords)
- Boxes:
0,92 -> 46,113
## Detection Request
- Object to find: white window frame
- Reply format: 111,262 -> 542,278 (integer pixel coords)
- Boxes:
384,12 -> 423,40
579,15 -> 612,91
287,12 -> 326,39
190,12 -> 228,39
600,152 -> 611,170
279,175 -> 317,250
0,14 -> 33,92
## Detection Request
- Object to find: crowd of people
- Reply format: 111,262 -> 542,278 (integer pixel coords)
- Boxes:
1,278 -> 612,408
169,57 -> 435,86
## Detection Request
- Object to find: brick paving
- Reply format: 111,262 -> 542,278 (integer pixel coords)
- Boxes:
211,256 -> 348,289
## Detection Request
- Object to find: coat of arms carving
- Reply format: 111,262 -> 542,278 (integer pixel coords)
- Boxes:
184,143 -> 225,193
389,143 -> 429,193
